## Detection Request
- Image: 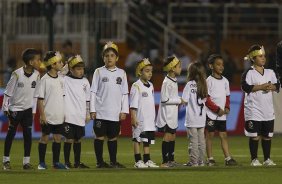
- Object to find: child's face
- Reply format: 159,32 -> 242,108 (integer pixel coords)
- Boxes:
253,54 -> 266,67
52,60 -> 64,72
140,65 -> 153,81
173,62 -> 182,76
70,66 -> 84,78
29,54 -> 41,70
210,58 -> 224,75
103,50 -> 118,68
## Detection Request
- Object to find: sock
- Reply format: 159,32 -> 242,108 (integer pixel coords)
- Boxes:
134,154 -> 142,162
169,141 -> 175,161
249,138 -> 259,160
262,139 -> 271,161
107,140 -> 117,164
23,127 -> 32,157
73,142 -> 81,165
52,142 -> 61,164
94,139 -> 104,164
3,156 -> 10,163
162,141 -> 169,163
225,156 -> 231,161
64,142 -> 72,164
23,157 -> 30,165
4,126 -> 17,157
143,154 -> 150,163
38,143 -> 47,163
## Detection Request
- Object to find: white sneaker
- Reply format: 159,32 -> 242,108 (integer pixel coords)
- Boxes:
134,160 -> 148,168
251,159 -> 262,166
263,159 -> 276,166
145,160 -> 159,168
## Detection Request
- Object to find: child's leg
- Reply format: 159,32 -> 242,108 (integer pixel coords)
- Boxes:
198,128 -> 206,163
187,128 -> 199,164
162,133 -> 171,163
38,134 -> 49,164
143,142 -> 150,163
64,139 -> 74,164
205,131 -> 214,159
52,134 -> 62,164
108,137 -> 118,164
73,139 -> 81,165
261,137 -> 271,161
133,141 -> 141,162
3,123 -> 18,162
219,131 -> 231,158
22,125 -> 32,165
94,136 -> 105,164
169,133 -> 176,162
249,136 -> 260,160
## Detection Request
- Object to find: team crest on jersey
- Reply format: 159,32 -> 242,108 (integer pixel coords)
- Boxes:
102,77 -> 109,82
116,77 -> 122,85
207,120 -> 214,126
95,121 -> 102,128
248,121 -> 253,129
31,81 -> 36,88
142,92 -> 148,97
64,125 -> 70,133
17,82 -> 24,88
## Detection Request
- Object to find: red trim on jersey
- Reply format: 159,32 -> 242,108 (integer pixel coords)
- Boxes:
205,96 -> 220,113
225,96 -> 230,109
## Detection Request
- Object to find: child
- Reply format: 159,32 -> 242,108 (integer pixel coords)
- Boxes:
205,54 -> 237,166
130,58 -> 159,168
156,56 -> 184,167
90,41 -> 129,168
2,48 -> 41,170
182,63 -> 207,167
63,55 -> 90,169
241,45 -> 279,166
37,51 -> 66,170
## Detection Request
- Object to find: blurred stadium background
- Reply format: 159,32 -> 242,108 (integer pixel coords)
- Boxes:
0,0 -> 282,138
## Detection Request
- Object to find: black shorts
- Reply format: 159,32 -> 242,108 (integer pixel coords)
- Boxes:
93,119 -> 120,139
41,123 -> 63,135
245,120 -> 274,138
158,125 -> 176,134
132,131 -> 155,144
205,116 -> 226,132
8,108 -> 33,128
62,123 -> 85,141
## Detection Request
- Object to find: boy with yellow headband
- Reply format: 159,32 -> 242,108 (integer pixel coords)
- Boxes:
156,56 -> 184,167
130,58 -> 159,168
37,51 -> 66,170
241,45 -> 280,166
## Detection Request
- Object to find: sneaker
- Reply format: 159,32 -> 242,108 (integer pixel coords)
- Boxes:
206,159 -> 216,166
183,161 -> 198,167
160,162 -> 170,168
53,162 -> 67,169
23,163 -> 34,170
263,159 -> 276,166
168,161 -> 181,167
134,160 -> 148,168
198,161 -> 205,166
250,159 -> 262,166
74,162 -> 90,169
225,158 -> 238,166
96,161 -> 112,168
145,160 -> 159,168
65,162 -> 73,169
110,162 -> 126,168
37,162 -> 47,170
3,161 -> 11,170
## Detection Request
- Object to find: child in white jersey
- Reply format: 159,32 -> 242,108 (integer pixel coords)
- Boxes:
130,58 -> 159,168
37,51 -> 66,170
90,42 -> 129,168
182,62 -> 208,167
156,56 -> 184,167
205,54 -> 237,166
63,55 -> 90,169
241,45 -> 279,166
2,48 -> 41,170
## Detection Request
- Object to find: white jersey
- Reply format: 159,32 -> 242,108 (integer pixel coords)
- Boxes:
90,66 -> 129,121
64,75 -> 90,126
37,73 -> 64,125
130,79 -> 156,138
206,75 -> 230,121
2,67 -> 40,112
156,76 -> 181,129
241,67 -> 279,121
182,80 -> 206,128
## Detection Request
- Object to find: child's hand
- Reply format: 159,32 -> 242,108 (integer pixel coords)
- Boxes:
85,114 -> 91,124
180,98 -> 186,105
40,114 -> 47,125
267,84 -> 276,91
224,108 -> 230,114
90,112 -> 96,120
261,82 -> 271,92
131,117 -> 138,128
119,113 -> 126,121
4,111 -> 10,117
217,109 -> 225,116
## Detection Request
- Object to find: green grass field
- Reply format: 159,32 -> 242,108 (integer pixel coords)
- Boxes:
0,136 -> 282,184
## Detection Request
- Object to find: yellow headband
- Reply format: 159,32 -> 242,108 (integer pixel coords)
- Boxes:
103,41 -> 118,53
245,46 -> 265,61
44,51 -> 62,66
163,57 -> 180,72
136,58 -> 151,77
68,55 -> 84,68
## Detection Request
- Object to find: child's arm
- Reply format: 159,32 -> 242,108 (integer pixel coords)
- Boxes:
90,69 -> 99,119
2,72 -> 18,115
86,81 -> 91,123
161,83 -> 182,105
205,96 -> 224,116
181,83 -> 190,105
120,94 -> 129,121
130,108 -> 138,128
224,96 -> 230,114
241,70 -> 271,93
38,99 -> 47,124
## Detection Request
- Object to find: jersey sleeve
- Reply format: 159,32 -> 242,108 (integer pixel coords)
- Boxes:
241,69 -> 254,94
270,70 -> 280,92
160,82 -> 181,105
90,69 -> 99,93
85,79 -> 91,102
37,78 -> 46,99
182,82 -> 190,103
225,78 -> 230,96
4,72 -> 18,97
130,84 -> 140,109
122,70 -> 129,95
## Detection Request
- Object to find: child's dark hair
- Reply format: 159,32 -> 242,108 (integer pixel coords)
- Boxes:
102,48 -> 119,59
208,54 -> 223,65
164,56 -> 175,68
22,48 -> 41,65
43,51 -> 56,71
187,62 -> 208,99
245,44 -> 263,62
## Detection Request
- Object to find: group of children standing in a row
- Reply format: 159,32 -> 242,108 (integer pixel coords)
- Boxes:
2,42 -> 279,170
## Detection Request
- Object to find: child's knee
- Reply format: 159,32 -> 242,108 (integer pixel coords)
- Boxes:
219,132 -> 227,139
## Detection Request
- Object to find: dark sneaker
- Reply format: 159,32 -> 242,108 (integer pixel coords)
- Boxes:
65,162 -> 74,169
168,161 -> 182,167
74,162 -> 90,169
96,161 -> 112,168
3,161 -> 11,170
225,158 -> 238,166
206,159 -> 216,166
37,162 -> 47,170
53,162 -> 67,169
23,163 -> 34,170
110,162 -> 126,168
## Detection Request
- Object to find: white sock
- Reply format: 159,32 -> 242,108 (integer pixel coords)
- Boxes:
3,156 -> 10,163
208,157 -> 214,160
23,157 -> 30,165
225,156 -> 231,161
